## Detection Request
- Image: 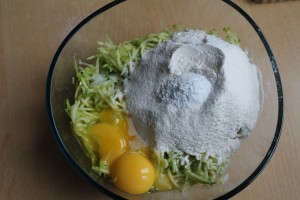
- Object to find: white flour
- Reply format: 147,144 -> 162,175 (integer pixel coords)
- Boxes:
125,30 -> 263,160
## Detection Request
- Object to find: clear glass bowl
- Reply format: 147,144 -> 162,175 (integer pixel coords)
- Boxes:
46,0 -> 284,199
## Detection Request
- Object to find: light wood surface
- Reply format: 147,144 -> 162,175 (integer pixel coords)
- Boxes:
0,0 -> 299,199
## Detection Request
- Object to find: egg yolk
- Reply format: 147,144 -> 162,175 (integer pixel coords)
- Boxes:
87,123 -> 127,166
99,109 -> 128,132
99,109 -> 134,141
111,152 -> 155,194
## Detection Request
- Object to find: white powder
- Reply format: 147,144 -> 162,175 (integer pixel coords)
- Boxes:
125,30 -> 263,160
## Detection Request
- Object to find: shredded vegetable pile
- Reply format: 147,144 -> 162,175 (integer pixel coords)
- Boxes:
153,152 -> 228,191
66,27 -> 240,191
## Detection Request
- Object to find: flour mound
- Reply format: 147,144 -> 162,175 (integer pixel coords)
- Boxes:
125,30 -> 263,160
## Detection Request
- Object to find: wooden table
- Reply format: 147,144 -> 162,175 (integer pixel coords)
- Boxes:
0,0 -> 299,199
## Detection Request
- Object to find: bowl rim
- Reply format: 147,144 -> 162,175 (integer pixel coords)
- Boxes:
46,0 -> 284,199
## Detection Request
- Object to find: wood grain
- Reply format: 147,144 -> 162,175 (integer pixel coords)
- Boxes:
0,0 -> 299,199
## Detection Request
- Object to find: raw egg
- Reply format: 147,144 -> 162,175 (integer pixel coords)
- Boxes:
111,152 -> 155,194
99,109 -> 134,141
87,123 -> 127,166
87,109 -> 158,194
99,109 -> 128,132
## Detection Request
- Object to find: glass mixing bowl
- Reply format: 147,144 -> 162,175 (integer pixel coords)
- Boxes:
46,0 -> 283,199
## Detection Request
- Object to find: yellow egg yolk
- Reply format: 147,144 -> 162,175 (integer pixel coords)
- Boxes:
87,123 -> 128,166
99,109 -> 135,141
99,109 -> 128,132
111,152 -> 155,194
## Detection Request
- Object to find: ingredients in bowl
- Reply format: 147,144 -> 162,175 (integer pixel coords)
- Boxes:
66,27 -> 263,194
